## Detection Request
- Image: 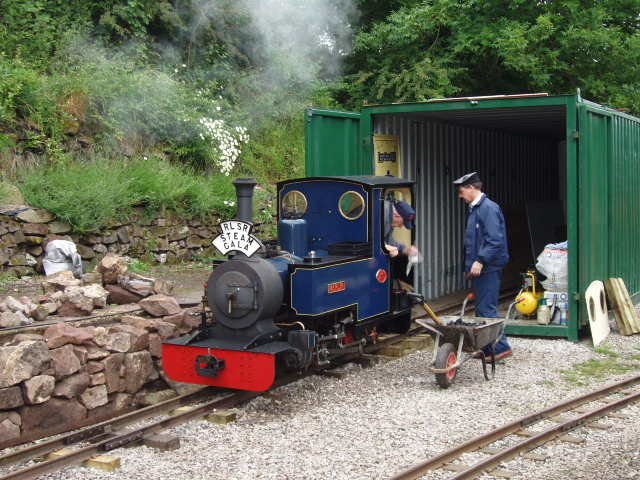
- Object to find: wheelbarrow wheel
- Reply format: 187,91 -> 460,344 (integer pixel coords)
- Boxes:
435,342 -> 458,389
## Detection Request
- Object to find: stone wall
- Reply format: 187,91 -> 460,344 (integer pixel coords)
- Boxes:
0,308 -> 201,449
0,205 -> 221,277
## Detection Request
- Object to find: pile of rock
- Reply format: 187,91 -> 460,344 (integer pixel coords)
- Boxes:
0,303 -> 199,445
0,271 -> 109,328
0,253 -> 178,328
97,253 -> 174,305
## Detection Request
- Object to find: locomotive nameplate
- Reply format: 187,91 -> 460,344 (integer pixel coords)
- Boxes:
212,220 -> 261,256
327,280 -> 346,294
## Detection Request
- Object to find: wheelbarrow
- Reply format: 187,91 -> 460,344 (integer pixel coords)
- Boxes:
415,295 -> 505,388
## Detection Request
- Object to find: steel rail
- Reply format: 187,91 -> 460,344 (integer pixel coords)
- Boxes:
390,373 -> 640,480
0,287 -> 517,479
0,391 -> 258,480
0,387 -> 213,466
450,389 -> 640,479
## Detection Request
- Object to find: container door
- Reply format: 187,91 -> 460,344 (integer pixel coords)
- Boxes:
305,109 -> 366,176
577,104 -> 611,320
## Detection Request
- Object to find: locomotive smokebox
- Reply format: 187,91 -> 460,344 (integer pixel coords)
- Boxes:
233,177 -> 257,224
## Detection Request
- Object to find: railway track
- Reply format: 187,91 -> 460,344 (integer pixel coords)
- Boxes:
390,374 -> 640,480
0,314 -> 431,480
0,288 -> 517,480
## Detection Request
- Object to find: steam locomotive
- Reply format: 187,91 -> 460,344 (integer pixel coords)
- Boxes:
162,176 -> 419,391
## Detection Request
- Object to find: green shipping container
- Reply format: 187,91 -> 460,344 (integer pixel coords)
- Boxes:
305,92 -> 640,341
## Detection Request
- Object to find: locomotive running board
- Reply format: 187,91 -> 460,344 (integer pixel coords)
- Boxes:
162,344 -> 276,392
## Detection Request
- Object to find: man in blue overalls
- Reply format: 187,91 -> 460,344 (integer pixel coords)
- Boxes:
453,172 -> 512,360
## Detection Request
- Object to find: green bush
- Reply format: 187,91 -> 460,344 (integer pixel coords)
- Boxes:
19,158 -> 132,232
19,156 -> 238,232
238,114 -> 305,184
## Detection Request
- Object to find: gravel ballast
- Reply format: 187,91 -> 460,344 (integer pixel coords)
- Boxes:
29,320 -> 640,480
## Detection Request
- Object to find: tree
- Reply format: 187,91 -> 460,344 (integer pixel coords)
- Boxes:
341,0 -> 640,114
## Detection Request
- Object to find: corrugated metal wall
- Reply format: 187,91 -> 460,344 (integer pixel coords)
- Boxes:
609,113 -> 640,298
374,115 -> 559,299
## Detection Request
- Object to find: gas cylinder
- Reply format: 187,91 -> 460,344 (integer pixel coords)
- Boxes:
515,269 -> 543,317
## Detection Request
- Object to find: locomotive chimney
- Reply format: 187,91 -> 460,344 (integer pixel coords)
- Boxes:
233,177 -> 257,224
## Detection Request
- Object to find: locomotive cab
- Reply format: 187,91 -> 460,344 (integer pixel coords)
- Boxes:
163,176 -> 420,392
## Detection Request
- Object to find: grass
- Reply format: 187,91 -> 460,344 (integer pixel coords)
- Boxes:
0,271 -> 17,290
128,258 -> 152,274
561,358 -> 635,386
593,343 -> 619,358
19,156 -> 238,233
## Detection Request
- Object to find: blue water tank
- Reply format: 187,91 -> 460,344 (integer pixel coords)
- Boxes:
278,219 -> 308,257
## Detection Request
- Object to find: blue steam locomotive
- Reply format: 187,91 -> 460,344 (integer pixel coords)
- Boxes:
163,176 -> 419,391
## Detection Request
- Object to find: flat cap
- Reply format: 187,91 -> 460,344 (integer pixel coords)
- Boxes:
452,171 -> 481,186
394,201 -> 415,230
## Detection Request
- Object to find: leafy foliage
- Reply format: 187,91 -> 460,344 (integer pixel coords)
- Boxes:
343,1 -> 640,113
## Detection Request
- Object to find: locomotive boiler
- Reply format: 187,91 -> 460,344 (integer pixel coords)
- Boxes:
162,176 -> 420,391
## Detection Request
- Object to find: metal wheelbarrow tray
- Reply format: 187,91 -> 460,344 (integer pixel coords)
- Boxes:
416,315 -> 505,389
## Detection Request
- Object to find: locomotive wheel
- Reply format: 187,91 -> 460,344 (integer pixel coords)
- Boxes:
434,342 -> 458,389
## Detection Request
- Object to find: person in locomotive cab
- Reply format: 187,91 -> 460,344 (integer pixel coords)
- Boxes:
454,172 -> 512,360
384,200 -> 419,259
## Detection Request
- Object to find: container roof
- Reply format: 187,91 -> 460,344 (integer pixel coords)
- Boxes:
399,105 -> 566,139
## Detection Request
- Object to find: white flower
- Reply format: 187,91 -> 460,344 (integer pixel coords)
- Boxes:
197,117 -> 249,176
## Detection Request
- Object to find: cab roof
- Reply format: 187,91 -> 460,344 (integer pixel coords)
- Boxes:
277,176 -> 414,190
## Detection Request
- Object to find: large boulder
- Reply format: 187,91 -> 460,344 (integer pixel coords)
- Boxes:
44,323 -> 94,349
148,333 -> 162,358
108,324 -> 149,352
119,273 -> 155,297
0,418 -> 21,443
22,375 -> 55,404
104,284 -> 143,305
139,294 -> 181,317
54,371 -> 90,399
50,344 -> 82,379
31,303 -> 58,322
90,373 -> 105,386
79,284 -> 109,308
87,392 -> 132,421
103,353 -> 125,394
0,341 -> 51,388
85,344 -> 108,360
123,351 -> 154,393
42,271 -> 82,294
79,385 -> 108,409
4,296 -> 28,314
22,223 -> 49,236
0,386 -> 24,409
86,361 -> 104,374
16,208 -> 54,224
97,253 -> 128,284
48,220 -> 71,234
56,301 -> 87,318
121,315 -> 176,339
93,327 -> 132,353
20,398 -> 87,433
64,286 -> 95,315
0,311 -> 30,328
